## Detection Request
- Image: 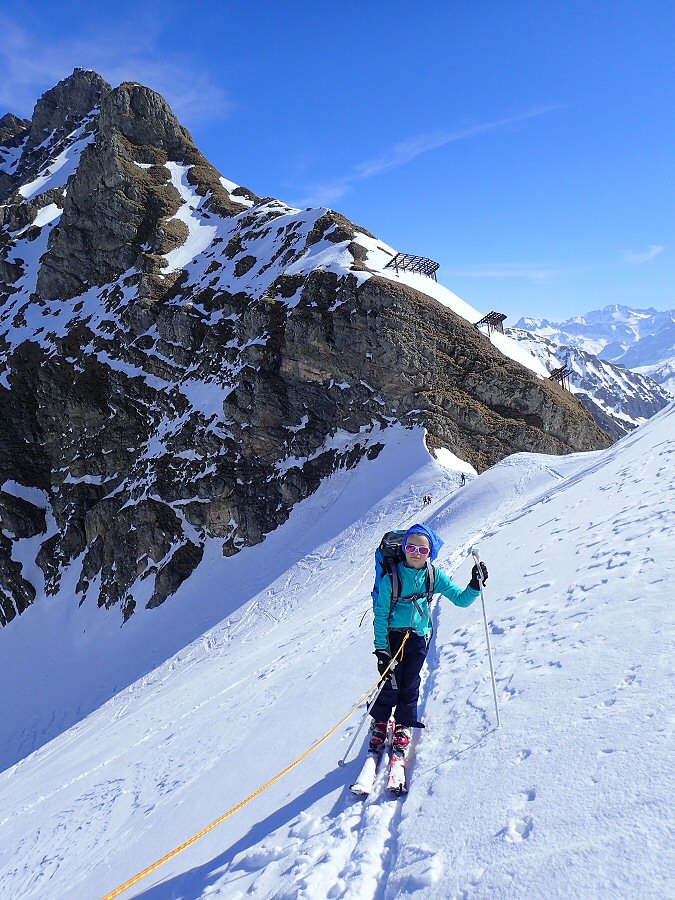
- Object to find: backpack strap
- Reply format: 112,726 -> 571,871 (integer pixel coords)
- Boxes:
425,560 -> 436,600
388,560 -> 437,626
411,562 -> 437,617
387,561 -> 402,627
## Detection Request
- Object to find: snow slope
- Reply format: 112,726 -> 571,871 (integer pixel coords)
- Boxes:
1,408 -> 673,899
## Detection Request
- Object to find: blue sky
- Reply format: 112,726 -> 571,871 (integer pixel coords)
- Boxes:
1,1 -> 673,322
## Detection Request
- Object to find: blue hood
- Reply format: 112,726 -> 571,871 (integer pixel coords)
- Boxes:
402,524 -> 444,562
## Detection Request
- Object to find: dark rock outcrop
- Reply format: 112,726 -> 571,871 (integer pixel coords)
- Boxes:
25,68 -> 110,153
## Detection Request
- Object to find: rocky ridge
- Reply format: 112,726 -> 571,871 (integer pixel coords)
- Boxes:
506,328 -> 673,438
0,70 -> 612,626
515,304 -> 675,393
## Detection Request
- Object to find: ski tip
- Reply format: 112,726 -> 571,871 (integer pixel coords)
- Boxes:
349,785 -> 371,798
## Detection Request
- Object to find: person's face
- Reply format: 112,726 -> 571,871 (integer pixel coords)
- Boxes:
404,535 -> 431,569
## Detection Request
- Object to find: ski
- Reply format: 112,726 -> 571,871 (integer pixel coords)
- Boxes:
349,718 -> 395,797
387,752 -> 408,795
349,750 -> 383,797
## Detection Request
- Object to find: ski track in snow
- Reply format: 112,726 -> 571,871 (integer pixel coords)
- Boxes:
1,410 -> 674,899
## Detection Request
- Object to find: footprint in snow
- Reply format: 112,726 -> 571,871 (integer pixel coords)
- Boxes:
513,749 -> 532,764
395,844 -> 445,889
237,842 -> 291,871
498,814 -> 534,843
616,670 -> 639,689
510,788 -> 537,809
458,866 -> 486,895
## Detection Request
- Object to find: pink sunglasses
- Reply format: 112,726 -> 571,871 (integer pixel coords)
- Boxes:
405,544 -> 430,556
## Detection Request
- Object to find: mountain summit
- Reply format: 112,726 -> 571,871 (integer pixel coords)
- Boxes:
0,70 -> 611,625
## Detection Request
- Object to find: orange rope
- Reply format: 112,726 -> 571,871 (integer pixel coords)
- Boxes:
101,632 -> 409,899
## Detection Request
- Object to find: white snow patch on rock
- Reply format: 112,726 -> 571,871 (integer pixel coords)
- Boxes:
163,162 -> 218,272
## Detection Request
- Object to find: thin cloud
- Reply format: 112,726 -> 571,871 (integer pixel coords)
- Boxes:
446,264 -> 563,282
0,15 -> 232,124
623,245 -> 665,265
294,105 -> 565,207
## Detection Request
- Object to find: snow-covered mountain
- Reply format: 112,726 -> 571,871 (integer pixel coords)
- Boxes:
515,304 -> 675,392
506,328 -> 673,437
1,401 -> 672,899
0,69 -> 610,628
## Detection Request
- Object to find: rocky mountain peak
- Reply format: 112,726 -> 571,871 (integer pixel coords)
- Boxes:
0,113 -> 31,144
31,76 -> 245,302
99,81 -> 194,155
515,305 -> 675,393
26,68 -> 111,152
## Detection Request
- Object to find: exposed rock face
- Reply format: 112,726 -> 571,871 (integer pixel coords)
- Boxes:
25,69 -> 110,152
0,114 -> 30,144
36,79 -> 243,301
0,114 -> 30,197
0,70 -> 612,627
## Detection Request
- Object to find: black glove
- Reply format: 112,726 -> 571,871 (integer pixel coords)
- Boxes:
470,561 -> 488,590
374,650 -> 392,676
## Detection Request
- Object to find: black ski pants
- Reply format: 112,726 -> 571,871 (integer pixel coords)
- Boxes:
369,630 -> 428,727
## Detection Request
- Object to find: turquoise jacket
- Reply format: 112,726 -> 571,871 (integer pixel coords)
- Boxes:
374,562 -> 479,651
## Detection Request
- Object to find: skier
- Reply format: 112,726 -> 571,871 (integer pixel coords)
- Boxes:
368,524 -> 487,792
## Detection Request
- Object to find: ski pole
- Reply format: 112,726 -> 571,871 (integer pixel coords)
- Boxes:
337,661 -> 396,767
338,681 -> 383,766
472,547 -> 501,728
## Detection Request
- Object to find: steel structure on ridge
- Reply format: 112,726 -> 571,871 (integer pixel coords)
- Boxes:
384,252 -> 440,281
475,311 -> 508,335
549,364 -> 573,390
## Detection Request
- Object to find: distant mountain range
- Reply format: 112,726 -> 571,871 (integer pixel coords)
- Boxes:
515,304 -> 675,393
506,327 -> 672,439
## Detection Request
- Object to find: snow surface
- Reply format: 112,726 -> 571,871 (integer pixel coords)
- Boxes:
17,123 -> 95,200
20,202 -> 62,232
219,176 -> 255,207
432,447 -> 478,476
163,163 -> 218,273
1,406 -> 673,899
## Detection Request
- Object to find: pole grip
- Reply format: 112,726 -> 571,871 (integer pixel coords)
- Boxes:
471,548 -> 484,585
